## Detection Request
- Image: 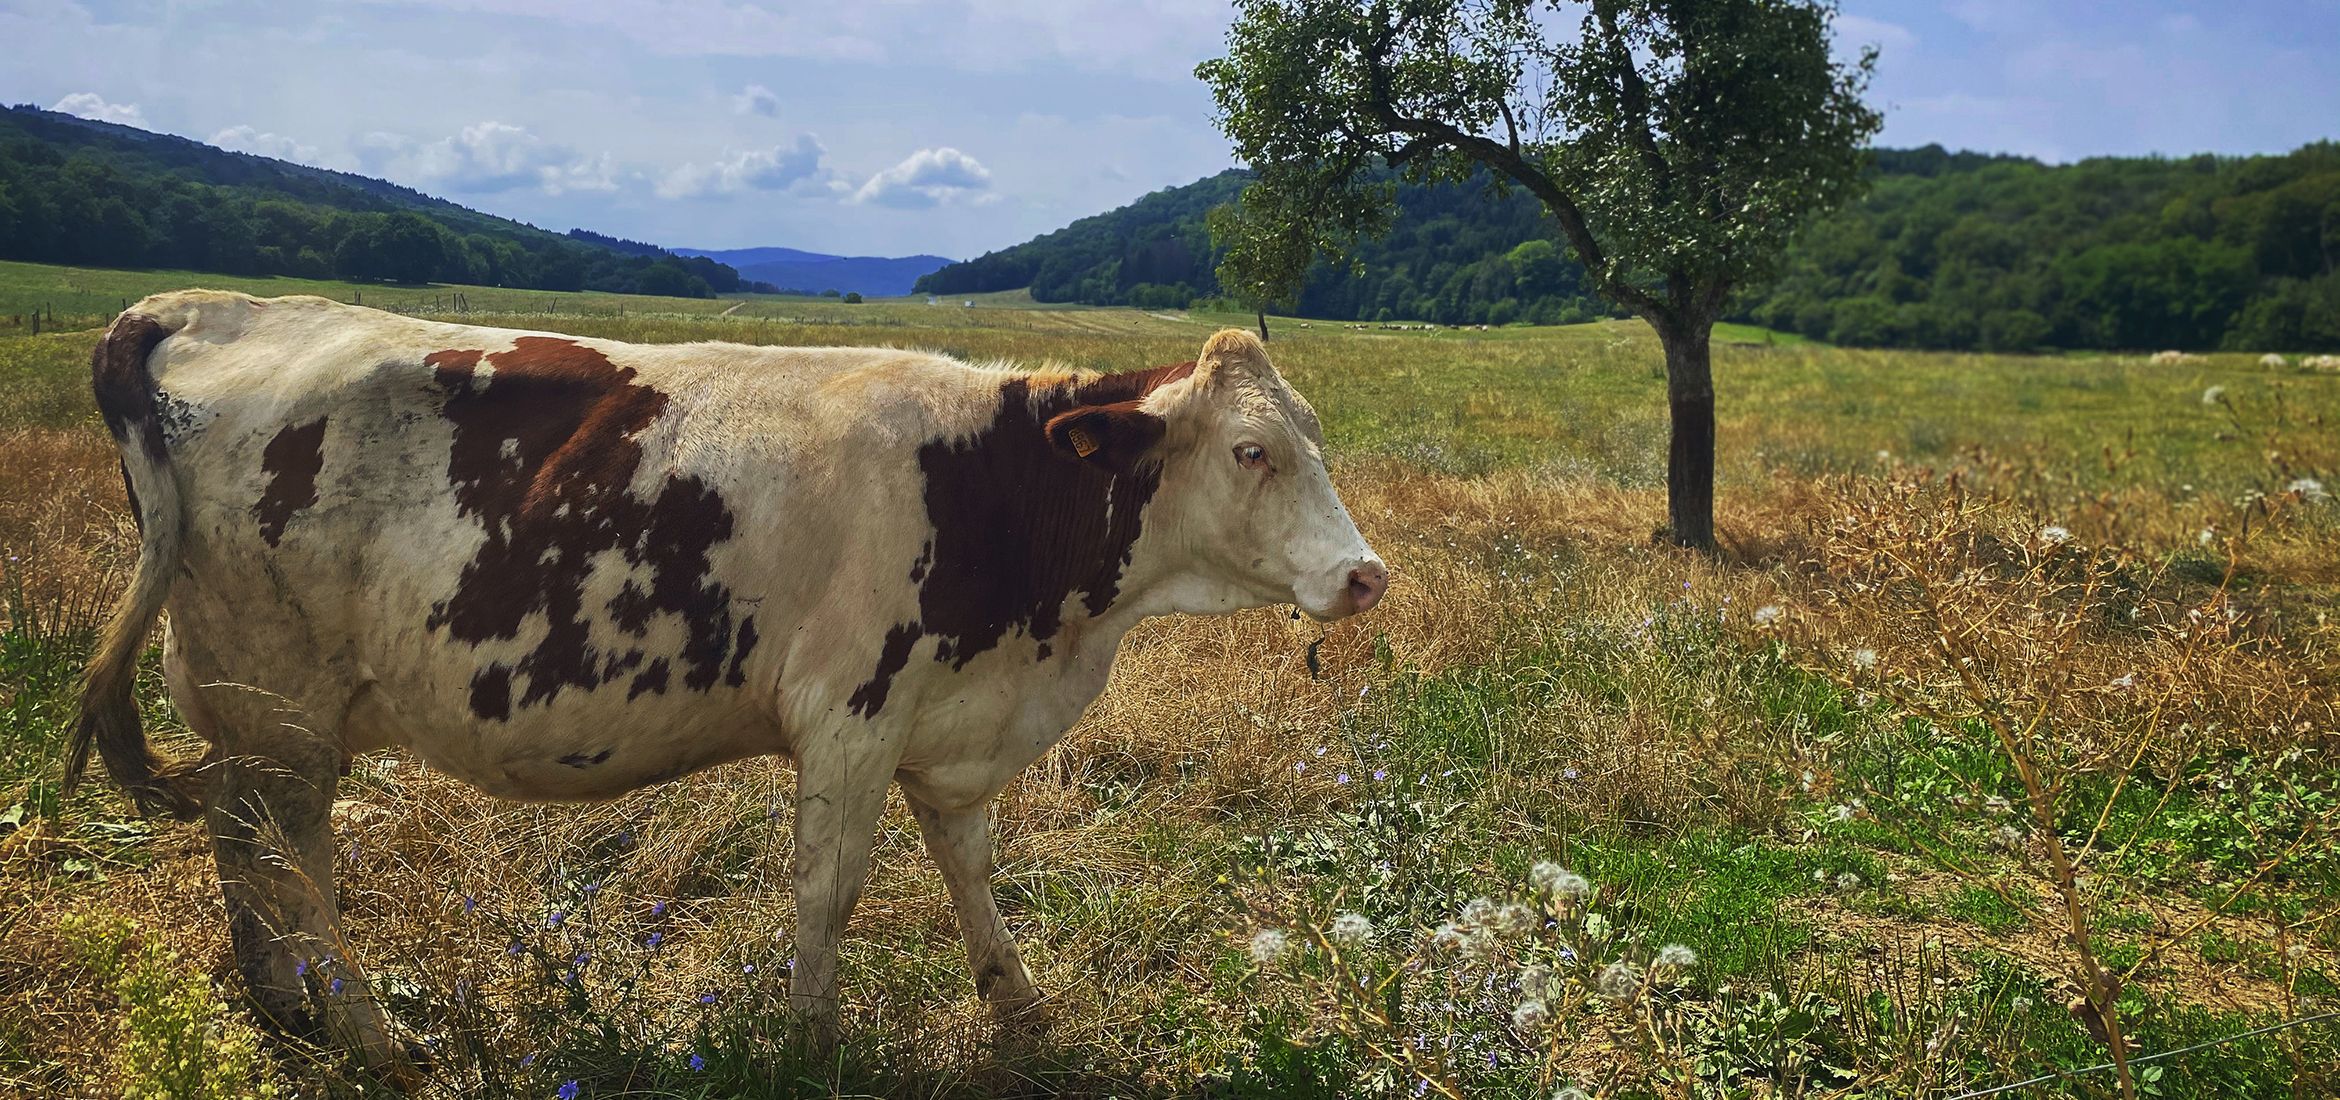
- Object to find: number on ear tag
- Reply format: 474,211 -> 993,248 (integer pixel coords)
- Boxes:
1068,426 -> 1099,457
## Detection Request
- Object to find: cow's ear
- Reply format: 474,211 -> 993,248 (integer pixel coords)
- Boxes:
1045,401 -> 1165,473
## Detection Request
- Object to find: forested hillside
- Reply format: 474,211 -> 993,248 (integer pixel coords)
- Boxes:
0,106 -> 761,298
919,143 -> 2340,351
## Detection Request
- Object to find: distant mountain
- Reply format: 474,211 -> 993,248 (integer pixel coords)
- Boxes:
671,246 -> 954,298
0,104 -> 760,298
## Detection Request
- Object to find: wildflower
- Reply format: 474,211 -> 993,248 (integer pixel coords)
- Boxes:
1656,944 -> 1698,968
1583,913 -> 1611,940
1372,768 -> 1388,782
2199,527 -> 2216,546
1519,965 -> 1554,999
330,977 -> 345,996
1752,604 -> 1783,625
689,1053 -> 706,1071
741,963 -> 755,975
2290,477 -> 2330,503
698,991 -> 717,1004
646,932 -> 665,950
1834,872 -> 1862,892
1328,912 -> 1373,946
521,1052 -> 538,1067
1562,767 -> 1580,781
546,909 -> 567,929
2109,673 -> 2135,689
2202,385 -> 2226,406
1248,928 -> 1290,964
558,1082 -> 580,1100
1852,647 -> 1878,669
650,900 -> 668,917
462,894 -> 477,914
1336,772 -> 1350,785
1510,998 -> 1551,1030
508,939 -> 525,957
1829,803 -> 1854,824
1598,961 -> 1640,1002
295,959 -> 308,977
2286,943 -> 2308,962
2037,524 -> 2071,545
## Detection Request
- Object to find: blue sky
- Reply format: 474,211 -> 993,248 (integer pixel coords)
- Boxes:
5,1 -> 2336,260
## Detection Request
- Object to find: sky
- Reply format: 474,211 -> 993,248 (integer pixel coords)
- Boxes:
4,0 -> 2336,261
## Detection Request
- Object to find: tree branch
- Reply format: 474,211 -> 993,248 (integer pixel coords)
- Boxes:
1592,0 -> 1674,200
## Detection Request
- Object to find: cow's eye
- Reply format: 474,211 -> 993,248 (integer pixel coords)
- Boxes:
1234,443 -> 1269,470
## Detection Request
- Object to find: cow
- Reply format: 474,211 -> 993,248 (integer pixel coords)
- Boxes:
68,290 -> 1386,1076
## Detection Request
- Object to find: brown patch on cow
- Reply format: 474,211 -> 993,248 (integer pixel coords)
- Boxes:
425,337 -> 745,719
847,624 -> 922,717
90,313 -> 173,463
252,417 -> 328,547
848,363 -> 1192,717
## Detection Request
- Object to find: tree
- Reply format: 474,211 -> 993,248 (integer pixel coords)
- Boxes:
1208,193 -> 1328,340
1200,0 -> 1881,548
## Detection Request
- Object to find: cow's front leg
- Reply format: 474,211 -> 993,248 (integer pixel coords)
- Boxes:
905,795 -> 1042,1019
787,734 -> 896,1041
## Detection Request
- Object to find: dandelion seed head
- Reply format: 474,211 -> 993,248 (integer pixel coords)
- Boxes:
2012,996 -> 2034,1012
1248,928 -> 1290,964
2199,527 -> 2217,546
2286,943 -> 2308,962
1329,912 -> 1373,946
1752,604 -> 1783,625
1460,897 -> 1498,926
2202,385 -> 2226,406
1993,824 -> 2024,849
1495,902 -> 1539,939
2289,477 -> 2329,503
1511,998 -> 1552,1031
1852,647 -> 1878,669
2038,524 -> 2072,545
1829,803 -> 1854,823
1519,964 -> 1553,999
1656,944 -> 1698,968
1430,923 -> 1467,954
1598,961 -> 1640,1002
1834,872 -> 1863,891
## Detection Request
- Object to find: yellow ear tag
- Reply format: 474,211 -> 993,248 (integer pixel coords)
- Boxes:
1068,426 -> 1100,457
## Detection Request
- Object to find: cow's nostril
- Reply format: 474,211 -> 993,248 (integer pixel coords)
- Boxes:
1347,563 -> 1388,613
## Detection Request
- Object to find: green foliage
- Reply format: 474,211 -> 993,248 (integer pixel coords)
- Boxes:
1747,141 -> 2340,351
0,105 -> 747,298
57,912 -> 279,1100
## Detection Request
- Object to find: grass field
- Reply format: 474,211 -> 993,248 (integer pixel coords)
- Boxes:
1,264 -> 2335,1098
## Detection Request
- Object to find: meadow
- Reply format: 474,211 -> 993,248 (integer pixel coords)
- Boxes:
0,264 -> 2335,1099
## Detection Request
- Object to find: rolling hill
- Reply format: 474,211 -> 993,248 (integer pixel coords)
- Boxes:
0,104 -> 759,298
916,144 -> 2340,352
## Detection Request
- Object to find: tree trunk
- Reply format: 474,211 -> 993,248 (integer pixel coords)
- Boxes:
1657,321 -> 1717,550
1257,309 -> 1270,343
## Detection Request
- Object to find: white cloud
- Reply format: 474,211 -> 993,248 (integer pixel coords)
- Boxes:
733,83 -> 782,117
852,147 -> 993,209
51,92 -> 145,126
657,135 -> 831,198
211,125 -> 324,165
358,121 -> 616,194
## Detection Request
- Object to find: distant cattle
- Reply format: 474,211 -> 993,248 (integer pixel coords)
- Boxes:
71,292 -> 1386,1074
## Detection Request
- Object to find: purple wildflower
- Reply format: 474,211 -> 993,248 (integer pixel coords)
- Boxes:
557,1082 -> 580,1100
689,1054 -> 706,1072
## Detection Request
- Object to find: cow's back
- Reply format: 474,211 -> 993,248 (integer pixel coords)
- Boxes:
132,291 -> 992,798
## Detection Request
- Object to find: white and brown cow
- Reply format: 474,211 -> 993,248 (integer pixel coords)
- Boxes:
69,290 -> 1384,1072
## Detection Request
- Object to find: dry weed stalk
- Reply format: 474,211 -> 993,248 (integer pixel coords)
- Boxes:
1806,466 -> 2339,1100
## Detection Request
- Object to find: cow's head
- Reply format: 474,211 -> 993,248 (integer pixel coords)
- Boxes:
1049,329 -> 1386,620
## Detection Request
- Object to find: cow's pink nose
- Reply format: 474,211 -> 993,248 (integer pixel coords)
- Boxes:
1347,562 -> 1388,614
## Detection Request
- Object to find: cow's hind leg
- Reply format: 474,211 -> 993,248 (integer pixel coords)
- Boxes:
204,708 -> 408,1079
905,795 -> 1042,1019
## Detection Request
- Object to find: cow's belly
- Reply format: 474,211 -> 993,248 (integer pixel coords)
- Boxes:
350,684 -> 784,801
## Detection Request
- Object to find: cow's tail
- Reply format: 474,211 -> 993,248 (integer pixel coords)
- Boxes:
66,309 -> 206,820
